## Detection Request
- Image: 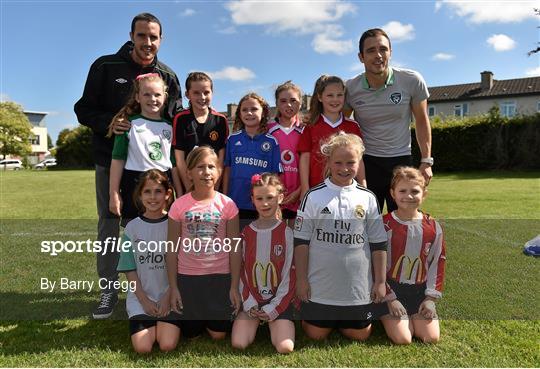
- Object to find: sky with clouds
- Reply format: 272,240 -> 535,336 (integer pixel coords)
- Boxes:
1,0 -> 539,142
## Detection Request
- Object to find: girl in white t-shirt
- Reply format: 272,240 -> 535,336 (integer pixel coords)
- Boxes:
108,73 -> 181,226
166,146 -> 241,339
117,169 -> 181,353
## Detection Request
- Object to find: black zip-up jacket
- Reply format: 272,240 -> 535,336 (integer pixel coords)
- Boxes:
74,41 -> 182,167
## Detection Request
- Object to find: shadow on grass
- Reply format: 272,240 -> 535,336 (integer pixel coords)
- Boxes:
0,318 -> 393,358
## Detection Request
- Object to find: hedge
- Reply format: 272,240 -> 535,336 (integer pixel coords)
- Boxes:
411,111 -> 540,171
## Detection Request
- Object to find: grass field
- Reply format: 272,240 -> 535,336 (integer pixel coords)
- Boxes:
1,170 -> 539,367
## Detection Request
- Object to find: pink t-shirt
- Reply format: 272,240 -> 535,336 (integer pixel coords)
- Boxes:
168,191 -> 239,275
268,118 -> 303,212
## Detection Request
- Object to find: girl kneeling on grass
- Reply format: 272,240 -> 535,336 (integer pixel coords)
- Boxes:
294,132 -> 388,341
380,166 -> 446,344
167,146 -> 241,340
117,169 -> 182,353
231,173 -> 296,354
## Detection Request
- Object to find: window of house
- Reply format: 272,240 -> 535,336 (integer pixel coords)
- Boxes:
454,103 -> 468,118
29,134 -> 40,145
428,105 -> 436,117
500,101 -> 516,118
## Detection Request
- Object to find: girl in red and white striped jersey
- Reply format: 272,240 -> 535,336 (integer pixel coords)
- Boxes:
381,166 -> 446,344
231,173 -> 296,354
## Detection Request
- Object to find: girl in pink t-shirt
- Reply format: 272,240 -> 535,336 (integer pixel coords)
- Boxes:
166,146 -> 241,340
267,81 -> 304,226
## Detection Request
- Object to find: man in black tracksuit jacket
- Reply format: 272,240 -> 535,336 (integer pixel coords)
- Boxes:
74,13 -> 182,319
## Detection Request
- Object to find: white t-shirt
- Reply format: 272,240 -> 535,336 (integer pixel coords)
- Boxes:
294,178 -> 387,305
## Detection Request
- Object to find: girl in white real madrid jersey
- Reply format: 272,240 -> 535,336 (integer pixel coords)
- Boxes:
108,73 -> 180,227
294,132 -> 388,341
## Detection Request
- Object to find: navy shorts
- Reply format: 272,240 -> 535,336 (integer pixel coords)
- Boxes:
301,301 -> 373,330
129,312 -> 183,335
281,208 -> 297,220
177,273 -> 233,337
377,280 -> 427,317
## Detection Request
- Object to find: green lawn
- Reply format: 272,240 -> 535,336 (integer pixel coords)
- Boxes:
1,170 -> 539,367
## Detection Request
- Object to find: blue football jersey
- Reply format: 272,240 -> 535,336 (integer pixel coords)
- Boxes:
224,130 -> 282,210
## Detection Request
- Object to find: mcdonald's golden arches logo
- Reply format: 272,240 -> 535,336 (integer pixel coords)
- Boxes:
252,261 -> 278,289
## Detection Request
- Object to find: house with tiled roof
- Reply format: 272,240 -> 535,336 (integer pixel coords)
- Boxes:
427,71 -> 540,119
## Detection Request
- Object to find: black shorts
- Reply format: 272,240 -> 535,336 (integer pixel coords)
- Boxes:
129,312 -> 183,335
177,273 -> 233,337
301,301 -> 373,330
377,280 -> 427,317
363,155 -> 412,213
238,209 -> 258,230
260,304 -> 296,321
281,208 -> 297,220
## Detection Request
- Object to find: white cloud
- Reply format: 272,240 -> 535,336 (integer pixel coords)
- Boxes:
432,52 -> 455,60
224,1 -> 356,55
208,66 -> 256,81
525,66 -> 540,76
312,25 -> 353,55
486,34 -> 516,51
434,1 -> 443,12
380,21 -> 415,43
217,26 -> 237,34
439,0 -> 537,23
180,8 -> 196,17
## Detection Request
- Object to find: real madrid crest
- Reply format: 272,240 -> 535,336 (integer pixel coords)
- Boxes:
355,204 -> 365,219
261,141 -> 271,152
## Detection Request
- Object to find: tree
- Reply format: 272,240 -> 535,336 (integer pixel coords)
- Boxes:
527,8 -> 539,56
47,133 -> 54,149
0,101 -> 33,160
55,125 -> 93,168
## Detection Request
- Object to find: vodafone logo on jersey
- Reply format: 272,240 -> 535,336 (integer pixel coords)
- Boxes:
281,150 -> 295,164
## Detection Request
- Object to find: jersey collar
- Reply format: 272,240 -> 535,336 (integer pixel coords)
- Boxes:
325,177 -> 357,191
361,66 -> 395,91
321,113 -> 343,128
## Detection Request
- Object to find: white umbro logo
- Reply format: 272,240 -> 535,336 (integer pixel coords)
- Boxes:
235,141 -> 242,146
321,207 -> 331,214
115,78 -> 128,84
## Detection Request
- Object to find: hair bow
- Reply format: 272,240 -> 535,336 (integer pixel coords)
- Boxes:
136,73 -> 159,81
251,174 -> 262,185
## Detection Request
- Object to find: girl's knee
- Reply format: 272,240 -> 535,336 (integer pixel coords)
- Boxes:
419,333 -> 440,344
208,330 -> 227,340
133,342 -> 153,354
274,339 -> 294,354
340,327 -> 371,341
389,333 -> 412,345
231,336 -> 252,350
158,339 -> 178,352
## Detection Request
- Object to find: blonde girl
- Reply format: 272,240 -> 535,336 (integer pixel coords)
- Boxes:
294,132 -> 387,341
223,93 -> 282,229
267,81 -> 304,225
166,146 -> 241,339
109,73 -> 181,226
298,75 -> 365,199
231,173 -> 296,354
117,169 -> 182,353
380,166 -> 446,344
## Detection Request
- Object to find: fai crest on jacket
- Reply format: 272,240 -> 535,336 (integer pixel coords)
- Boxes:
390,92 -> 402,104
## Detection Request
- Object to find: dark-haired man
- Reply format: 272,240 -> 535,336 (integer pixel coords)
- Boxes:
75,12 -> 182,319
345,28 -> 433,213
